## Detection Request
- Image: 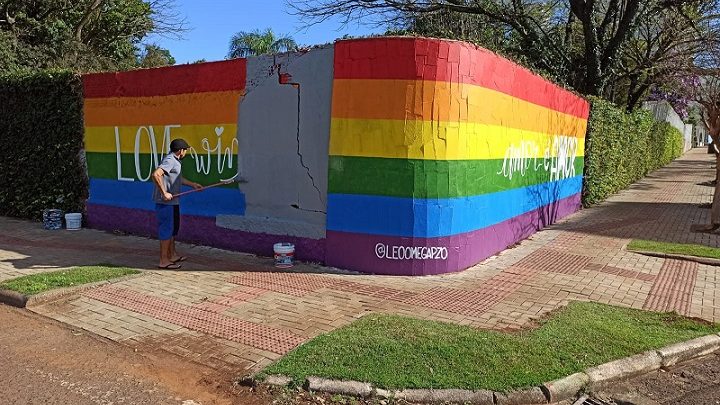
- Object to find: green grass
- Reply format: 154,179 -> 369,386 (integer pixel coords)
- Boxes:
0,265 -> 140,295
628,239 -> 720,259
264,302 -> 720,392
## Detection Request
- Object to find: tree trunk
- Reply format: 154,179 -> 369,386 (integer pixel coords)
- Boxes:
75,0 -> 104,41
703,112 -> 720,230
563,12 -> 574,48
712,154 -> 720,226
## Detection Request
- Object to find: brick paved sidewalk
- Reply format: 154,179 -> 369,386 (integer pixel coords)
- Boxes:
2,148 -> 720,375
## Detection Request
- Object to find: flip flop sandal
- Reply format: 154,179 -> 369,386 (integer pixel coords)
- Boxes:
172,256 -> 187,263
158,263 -> 182,270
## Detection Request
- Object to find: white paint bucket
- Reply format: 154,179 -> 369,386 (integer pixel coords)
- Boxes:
273,243 -> 295,268
65,213 -> 82,230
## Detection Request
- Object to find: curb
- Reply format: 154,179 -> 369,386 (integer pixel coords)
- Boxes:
260,332 -> 720,404
0,273 -> 145,308
585,350 -> 662,387
306,377 -> 373,397
628,249 -> 720,267
0,289 -> 28,307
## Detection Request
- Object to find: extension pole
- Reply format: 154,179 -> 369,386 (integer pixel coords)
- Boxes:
173,174 -> 239,198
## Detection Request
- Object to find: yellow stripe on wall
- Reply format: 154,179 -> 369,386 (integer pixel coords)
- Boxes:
329,118 -> 585,160
331,79 -> 587,138
84,124 -> 238,154
83,91 -> 242,126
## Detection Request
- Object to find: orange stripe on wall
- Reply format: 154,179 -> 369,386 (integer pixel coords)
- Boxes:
84,91 -> 242,126
331,79 -> 587,138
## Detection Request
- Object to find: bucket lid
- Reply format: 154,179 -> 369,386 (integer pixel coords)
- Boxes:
273,243 -> 295,253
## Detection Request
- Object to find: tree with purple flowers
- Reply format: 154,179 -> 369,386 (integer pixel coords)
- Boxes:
646,76 -> 702,120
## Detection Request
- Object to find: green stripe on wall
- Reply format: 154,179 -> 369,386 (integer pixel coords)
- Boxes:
328,156 -> 585,199
85,152 -> 237,186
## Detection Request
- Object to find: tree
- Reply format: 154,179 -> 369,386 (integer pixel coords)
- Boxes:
387,6 -> 576,84
646,76 -> 701,119
611,0 -> 720,109
137,44 -> 175,68
227,28 -> 297,58
693,69 -> 720,229
290,0 -> 713,97
396,1 -> 720,110
390,10 -> 508,54
0,0 -> 186,72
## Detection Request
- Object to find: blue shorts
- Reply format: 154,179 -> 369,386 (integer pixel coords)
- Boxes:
156,204 -> 180,241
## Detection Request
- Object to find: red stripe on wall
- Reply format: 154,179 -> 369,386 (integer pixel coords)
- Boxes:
83,59 -> 247,98
333,37 -> 589,119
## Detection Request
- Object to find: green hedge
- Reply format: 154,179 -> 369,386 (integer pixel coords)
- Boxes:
0,70 -> 87,219
651,122 -> 685,169
583,97 -> 684,206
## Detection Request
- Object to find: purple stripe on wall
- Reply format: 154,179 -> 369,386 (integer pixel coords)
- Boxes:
325,193 -> 582,276
87,192 -> 580,276
86,204 -> 326,262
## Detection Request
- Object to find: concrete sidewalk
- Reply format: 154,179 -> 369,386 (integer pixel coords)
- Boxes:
1,148 -> 719,375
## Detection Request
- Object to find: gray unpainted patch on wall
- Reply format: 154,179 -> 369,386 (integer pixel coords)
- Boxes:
216,45 -> 333,240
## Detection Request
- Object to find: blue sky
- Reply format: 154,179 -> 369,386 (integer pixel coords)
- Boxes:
148,0 -> 382,64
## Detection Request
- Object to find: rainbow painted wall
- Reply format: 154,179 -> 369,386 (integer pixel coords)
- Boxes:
325,38 -> 588,275
82,37 -> 589,276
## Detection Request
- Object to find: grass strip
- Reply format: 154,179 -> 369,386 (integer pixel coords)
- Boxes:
0,265 -> 140,295
264,302 -> 720,391
628,239 -> 720,260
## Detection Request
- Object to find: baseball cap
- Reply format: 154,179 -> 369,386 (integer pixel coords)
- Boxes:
170,138 -> 191,152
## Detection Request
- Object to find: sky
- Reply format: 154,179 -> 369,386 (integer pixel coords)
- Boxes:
148,0 -> 382,64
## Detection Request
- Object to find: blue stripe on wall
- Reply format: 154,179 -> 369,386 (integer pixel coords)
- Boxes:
326,176 -> 582,238
88,178 -> 245,217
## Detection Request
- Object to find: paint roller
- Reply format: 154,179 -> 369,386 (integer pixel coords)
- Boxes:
172,173 -> 241,198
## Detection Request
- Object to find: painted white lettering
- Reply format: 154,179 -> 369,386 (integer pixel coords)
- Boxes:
114,127 -> 134,182
161,125 -> 181,164
497,135 -> 579,182
496,140 -> 536,180
374,243 -> 449,261
188,126 -> 237,178
134,126 -> 154,181
111,124 -> 238,182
